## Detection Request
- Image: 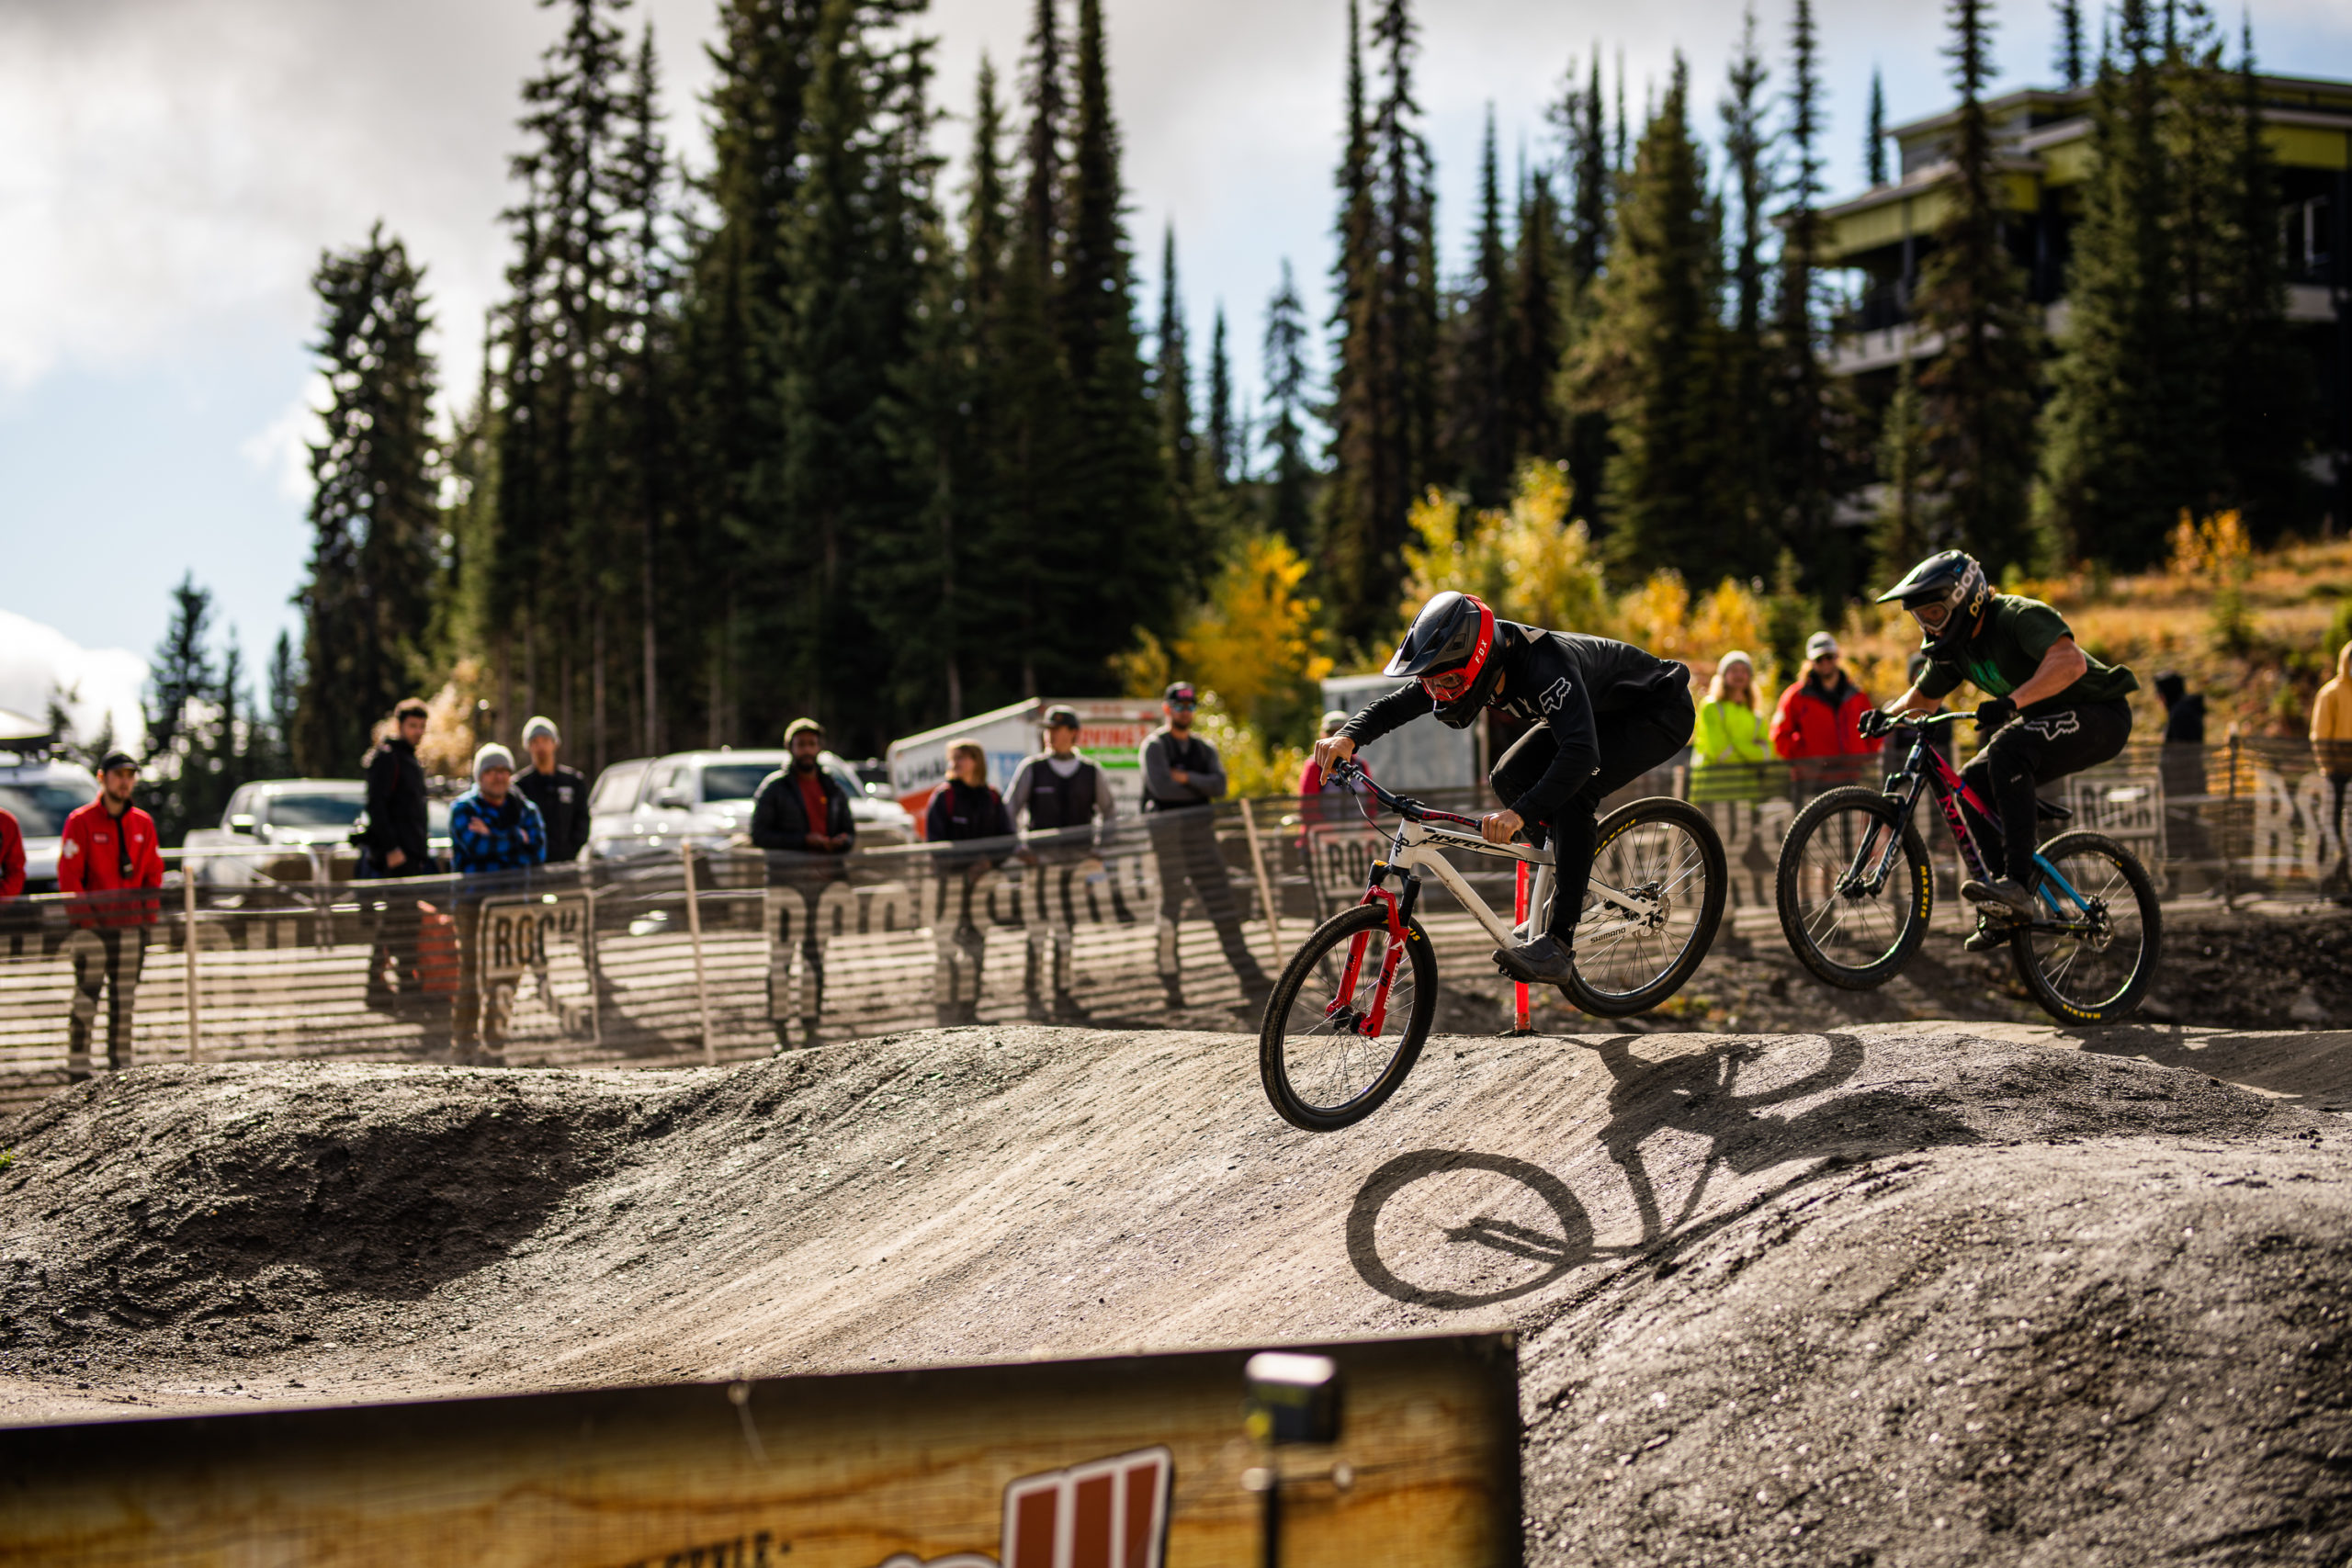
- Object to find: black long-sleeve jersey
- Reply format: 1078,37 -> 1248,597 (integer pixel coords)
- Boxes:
1340,624 -> 1687,822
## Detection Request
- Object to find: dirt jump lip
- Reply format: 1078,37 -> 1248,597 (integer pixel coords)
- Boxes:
5,1020 -> 2351,1561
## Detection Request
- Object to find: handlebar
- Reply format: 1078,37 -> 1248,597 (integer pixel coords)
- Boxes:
1328,756 -> 1487,831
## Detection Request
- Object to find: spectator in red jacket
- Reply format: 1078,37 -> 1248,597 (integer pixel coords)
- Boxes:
56,751 -> 165,1080
1770,632 -> 1883,786
0,807 -> 23,902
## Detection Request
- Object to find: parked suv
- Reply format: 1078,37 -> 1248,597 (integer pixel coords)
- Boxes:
187,780 -> 457,886
588,749 -> 914,859
0,754 -> 98,895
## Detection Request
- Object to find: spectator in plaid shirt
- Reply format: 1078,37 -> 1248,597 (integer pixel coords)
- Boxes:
450,743 -> 547,874
449,742 -> 546,1063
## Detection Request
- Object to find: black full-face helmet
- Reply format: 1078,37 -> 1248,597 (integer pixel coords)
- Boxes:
1386,592 -> 1502,729
1874,549 -> 1991,657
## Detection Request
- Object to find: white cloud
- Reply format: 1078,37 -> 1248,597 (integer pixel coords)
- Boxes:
0,609 -> 148,754
241,385 -> 322,503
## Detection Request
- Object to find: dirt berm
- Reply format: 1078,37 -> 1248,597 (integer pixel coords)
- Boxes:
6,1021 -> 2352,1563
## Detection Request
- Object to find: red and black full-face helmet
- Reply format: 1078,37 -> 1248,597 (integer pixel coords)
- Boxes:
1385,592 -> 1502,729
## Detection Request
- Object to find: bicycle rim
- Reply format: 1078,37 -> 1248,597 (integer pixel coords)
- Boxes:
1781,794 -> 1926,987
2017,835 -> 2157,1022
1261,907 -> 1432,1130
1570,807 -> 1717,1006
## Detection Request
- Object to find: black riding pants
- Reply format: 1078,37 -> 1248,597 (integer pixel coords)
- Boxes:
1962,697 -> 2133,883
1491,688 -> 1696,942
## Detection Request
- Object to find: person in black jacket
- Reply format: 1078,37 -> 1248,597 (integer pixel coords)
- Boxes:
1140,682 -> 1271,1010
356,698 -> 435,1014
513,716 -> 590,863
1009,705 -> 1116,1020
1317,593 -> 1694,985
749,717 -> 856,1046
925,739 -> 1016,1023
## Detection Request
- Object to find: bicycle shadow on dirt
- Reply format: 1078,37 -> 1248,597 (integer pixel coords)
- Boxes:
1346,1031 -> 1984,1311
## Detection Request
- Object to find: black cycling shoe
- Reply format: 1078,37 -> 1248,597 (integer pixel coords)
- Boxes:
1493,934 -> 1576,985
1962,916 -> 2011,953
1962,876 -> 2038,919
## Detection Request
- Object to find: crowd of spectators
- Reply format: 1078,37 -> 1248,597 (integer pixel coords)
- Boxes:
8,632 -> 2352,1074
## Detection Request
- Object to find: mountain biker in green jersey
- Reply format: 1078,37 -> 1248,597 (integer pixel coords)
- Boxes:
1863,552 -> 2139,949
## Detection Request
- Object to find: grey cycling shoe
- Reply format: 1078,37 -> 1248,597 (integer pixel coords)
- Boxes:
1493,933 -> 1576,985
1962,876 -> 2038,919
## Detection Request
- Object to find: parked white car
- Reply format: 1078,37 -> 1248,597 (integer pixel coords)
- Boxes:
0,755 -> 98,895
587,749 -> 914,859
184,779 -> 368,887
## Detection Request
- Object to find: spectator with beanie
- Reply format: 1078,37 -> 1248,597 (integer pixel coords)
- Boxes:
356,698 -> 434,1015
448,742 -> 546,1062
1770,632 -> 1881,786
1009,706 -> 1114,1021
57,751 -> 164,1080
750,717 -> 855,1046
1139,682 -> 1271,1010
514,716 -> 589,864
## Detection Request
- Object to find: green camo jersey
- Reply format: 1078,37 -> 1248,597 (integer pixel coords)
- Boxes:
1914,594 -> 2138,715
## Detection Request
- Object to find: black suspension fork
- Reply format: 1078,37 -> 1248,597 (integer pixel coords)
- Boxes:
1844,751 -> 1926,895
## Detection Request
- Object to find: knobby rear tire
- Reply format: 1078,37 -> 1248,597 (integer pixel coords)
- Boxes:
1775,786 -> 1934,991
2010,829 -> 2161,1026
1259,903 -> 1438,1132
1564,796 -> 1728,1018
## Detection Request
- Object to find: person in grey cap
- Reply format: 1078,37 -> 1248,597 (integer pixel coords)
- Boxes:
512,716 -> 590,864
1007,705 -> 1117,1021
448,742 -> 546,1063
1138,682 -> 1270,1010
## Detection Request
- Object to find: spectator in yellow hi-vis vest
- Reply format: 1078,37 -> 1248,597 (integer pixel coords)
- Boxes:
1691,650 -> 1770,803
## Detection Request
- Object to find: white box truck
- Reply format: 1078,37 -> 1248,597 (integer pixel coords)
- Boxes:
888,698 -> 1167,837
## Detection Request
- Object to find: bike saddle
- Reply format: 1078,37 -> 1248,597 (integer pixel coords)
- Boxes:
2034,797 -> 2074,821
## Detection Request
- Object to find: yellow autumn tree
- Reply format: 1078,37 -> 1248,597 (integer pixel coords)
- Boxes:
1399,460 -> 1611,637
1130,534 -> 1335,748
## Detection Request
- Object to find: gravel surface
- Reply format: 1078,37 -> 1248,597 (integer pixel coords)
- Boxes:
4,1020 -> 2349,1562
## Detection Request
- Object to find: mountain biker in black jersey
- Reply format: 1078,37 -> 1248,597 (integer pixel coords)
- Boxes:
1862,550 -> 2140,950
1311,592 -> 1695,985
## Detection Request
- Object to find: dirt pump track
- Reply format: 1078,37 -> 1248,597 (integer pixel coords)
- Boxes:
6,1020 -> 2352,1564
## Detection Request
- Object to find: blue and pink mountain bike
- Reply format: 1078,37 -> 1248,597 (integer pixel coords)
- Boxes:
1774,709 -> 2161,1025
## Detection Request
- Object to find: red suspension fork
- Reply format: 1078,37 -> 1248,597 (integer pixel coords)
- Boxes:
1511,860 -> 1532,1031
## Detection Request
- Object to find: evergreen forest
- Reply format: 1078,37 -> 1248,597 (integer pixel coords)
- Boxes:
198,0 -> 2324,795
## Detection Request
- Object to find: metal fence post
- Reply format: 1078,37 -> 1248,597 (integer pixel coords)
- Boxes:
182,861 -> 202,1064
2221,735 -> 2239,908
681,840 -> 715,1066
1238,798 -> 1285,969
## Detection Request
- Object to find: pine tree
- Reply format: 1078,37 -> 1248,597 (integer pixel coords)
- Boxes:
1205,306 -> 1238,488
775,0 -> 940,747
2036,0 -> 2176,565
1059,0 -> 1178,668
2055,0 -> 2086,88
1565,52 -> 1610,291
1720,12 -> 1775,547
1554,50 -> 1613,536
2213,16 -> 2308,531
1916,0 -> 2041,570
1442,107 -> 1511,506
266,631 -> 301,778
144,578 -> 227,846
1570,57 -> 1729,576
1325,0 -> 1439,646
1774,0 -> 1838,570
1503,164 -> 1564,465
1261,259 -> 1314,550
681,0 -> 825,744
1867,68 -> 1889,185
294,224 -> 439,775
1157,226 -> 1197,500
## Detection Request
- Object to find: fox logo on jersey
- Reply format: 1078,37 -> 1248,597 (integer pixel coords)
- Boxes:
1537,677 -> 1574,716
2024,713 -> 2081,740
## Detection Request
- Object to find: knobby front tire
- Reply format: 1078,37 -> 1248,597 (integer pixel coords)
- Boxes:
1775,786 -> 1934,991
1564,796 -> 1728,1018
2011,829 -> 2161,1026
1260,903 -> 1438,1132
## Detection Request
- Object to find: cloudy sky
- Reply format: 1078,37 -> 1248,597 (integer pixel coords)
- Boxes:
5,0 -> 2348,748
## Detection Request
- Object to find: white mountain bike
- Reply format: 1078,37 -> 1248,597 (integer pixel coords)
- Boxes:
1260,759 -> 1726,1131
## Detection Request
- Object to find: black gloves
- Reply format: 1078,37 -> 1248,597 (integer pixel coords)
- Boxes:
1856,708 -> 1894,739
1974,696 -> 2018,732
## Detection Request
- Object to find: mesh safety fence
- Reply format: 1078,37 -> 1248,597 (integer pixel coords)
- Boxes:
0,737 -> 2342,1106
